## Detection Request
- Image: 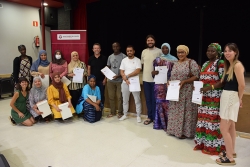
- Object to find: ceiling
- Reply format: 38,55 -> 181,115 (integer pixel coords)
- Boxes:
5,0 -> 64,8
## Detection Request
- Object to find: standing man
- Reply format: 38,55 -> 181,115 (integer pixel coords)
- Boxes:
106,42 -> 126,118
119,45 -> 142,123
141,35 -> 162,125
88,43 -> 107,105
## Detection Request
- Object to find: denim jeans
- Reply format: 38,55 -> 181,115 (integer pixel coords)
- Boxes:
143,81 -> 156,120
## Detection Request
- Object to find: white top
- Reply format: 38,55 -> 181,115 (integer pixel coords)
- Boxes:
141,47 -> 162,82
120,57 -> 141,83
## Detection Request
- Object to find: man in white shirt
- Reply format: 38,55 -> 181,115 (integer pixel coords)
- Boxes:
119,45 -> 142,123
141,35 -> 162,125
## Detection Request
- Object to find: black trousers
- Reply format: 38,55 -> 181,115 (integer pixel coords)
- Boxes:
69,88 -> 83,109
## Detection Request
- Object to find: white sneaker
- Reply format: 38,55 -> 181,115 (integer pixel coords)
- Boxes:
119,115 -> 127,121
137,116 -> 141,123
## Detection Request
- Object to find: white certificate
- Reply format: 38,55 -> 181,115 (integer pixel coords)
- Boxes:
40,75 -> 50,88
73,68 -> 84,83
87,95 -> 97,102
154,66 -> 168,84
101,66 -> 116,80
58,102 -> 73,120
61,76 -> 71,86
192,81 -> 203,105
128,76 -> 141,92
36,100 -> 52,118
166,80 -> 180,101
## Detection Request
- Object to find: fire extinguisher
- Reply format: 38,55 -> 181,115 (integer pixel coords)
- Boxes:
34,35 -> 40,47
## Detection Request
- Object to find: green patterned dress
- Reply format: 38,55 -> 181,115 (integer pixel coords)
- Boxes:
11,91 -> 32,124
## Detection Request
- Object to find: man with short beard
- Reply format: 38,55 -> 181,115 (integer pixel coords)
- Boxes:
141,35 -> 162,125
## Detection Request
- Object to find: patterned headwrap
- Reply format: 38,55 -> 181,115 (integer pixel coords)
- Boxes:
177,45 -> 189,55
88,75 -> 96,81
208,43 -> 222,57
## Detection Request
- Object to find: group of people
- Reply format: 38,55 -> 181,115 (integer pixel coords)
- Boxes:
10,35 -> 245,166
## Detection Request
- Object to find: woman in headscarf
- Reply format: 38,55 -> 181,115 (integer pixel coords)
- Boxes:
67,51 -> 88,109
150,43 -> 176,130
47,72 -> 75,120
49,50 -> 68,79
76,75 -> 103,123
29,77 -> 51,122
194,43 -> 226,155
30,50 -> 50,79
166,45 -> 200,139
13,45 -> 33,87
10,77 -> 35,126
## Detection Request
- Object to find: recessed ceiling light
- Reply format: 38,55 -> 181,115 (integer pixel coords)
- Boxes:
43,3 -> 48,6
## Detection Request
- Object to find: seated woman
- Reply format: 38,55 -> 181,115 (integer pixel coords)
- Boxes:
10,77 -> 35,126
47,73 -> 75,120
30,50 -> 50,79
29,77 -> 51,122
76,75 -> 103,123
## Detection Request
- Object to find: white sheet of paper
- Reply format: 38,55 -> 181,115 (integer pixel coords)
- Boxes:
58,102 -> 73,120
154,66 -> 168,84
87,95 -> 97,102
101,66 -> 116,80
166,80 -> 180,101
40,75 -> 49,88
128,76 -> 141,92
61,76 -> 71,86
192,81 -> 203,105
36,100 -> 52,118
72,68 -> 84,83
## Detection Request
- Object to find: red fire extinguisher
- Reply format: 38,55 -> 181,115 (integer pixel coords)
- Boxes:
34,36 -> 40,47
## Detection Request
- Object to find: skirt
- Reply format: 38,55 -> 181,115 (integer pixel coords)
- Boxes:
220,90 -> 240,122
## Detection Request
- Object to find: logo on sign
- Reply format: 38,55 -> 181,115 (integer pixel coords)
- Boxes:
57,34 -> 81,40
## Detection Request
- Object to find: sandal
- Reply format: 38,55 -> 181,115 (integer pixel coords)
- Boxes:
143,119 -> 153,125
216,157 -> 236,166
9,116 -> 16,125
219,151 -> 237,158
117,114 -> 123,119
107,114 -> 113,118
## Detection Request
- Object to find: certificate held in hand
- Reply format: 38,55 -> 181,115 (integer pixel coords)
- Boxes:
73,68 -> 84,83
58,102 -> 73,120
61,76 -> 71,86
154,66 -> 168,84
36,100 -> 52,118
128,76 -> 141,92
192,81 -> 203,105
101,66 -> 116,80
166,80 -> 180,101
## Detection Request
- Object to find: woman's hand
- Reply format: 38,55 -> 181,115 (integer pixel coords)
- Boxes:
33,104 -> 38,110
37,110 -> 43,115
200,87 -> 210,93
54,106 -> 62,112
94,104 -> 100,111
68,73 -> 75,77
68,102 -> 72,108
151,71 -> 159,75
39,73 -> 45,79
18,112 -> 25,118
239,99 -> 243,108
179,80 -> 186,89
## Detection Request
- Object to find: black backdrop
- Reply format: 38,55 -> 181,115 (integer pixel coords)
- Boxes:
86,0 -> 249,71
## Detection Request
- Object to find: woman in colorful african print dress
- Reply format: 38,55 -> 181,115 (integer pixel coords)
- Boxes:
194,43 -> 225,155
152,43 -> 177,131
13,45 -> 33,87
166,45 -> 200,139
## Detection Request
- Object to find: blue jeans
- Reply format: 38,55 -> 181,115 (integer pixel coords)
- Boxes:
96,81 -> 105,105
143,81 -> 156,120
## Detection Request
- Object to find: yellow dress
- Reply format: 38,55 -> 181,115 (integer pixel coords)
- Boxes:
47,83 -> 75,118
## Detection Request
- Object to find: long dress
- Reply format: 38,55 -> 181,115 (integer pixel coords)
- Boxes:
166,59 -> 200,138
47,83 -> 75,118
194,59 -> 226,155
153,57 -> 174,131
11,91 -> 32,124
19,58 -> 32,87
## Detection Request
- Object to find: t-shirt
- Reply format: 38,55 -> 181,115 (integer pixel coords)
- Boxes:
107,53 -> 127,82
88,54 -> 107,82
141,47 -> 162,82
120,56 -> 141,83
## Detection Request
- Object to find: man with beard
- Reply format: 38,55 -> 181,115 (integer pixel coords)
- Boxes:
141,35 -> 162,125
119,45 -> 142,123
106,42 -> 126,118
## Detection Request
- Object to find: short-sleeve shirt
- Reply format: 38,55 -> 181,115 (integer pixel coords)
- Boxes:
107,53 -> 126,82
88,55 -> 107,82
120,56 -> 141,83
141,48 -> 162,82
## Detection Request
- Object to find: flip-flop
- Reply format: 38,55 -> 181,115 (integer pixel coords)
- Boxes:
143,119 -> 153,125
107,114 -> 113,118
